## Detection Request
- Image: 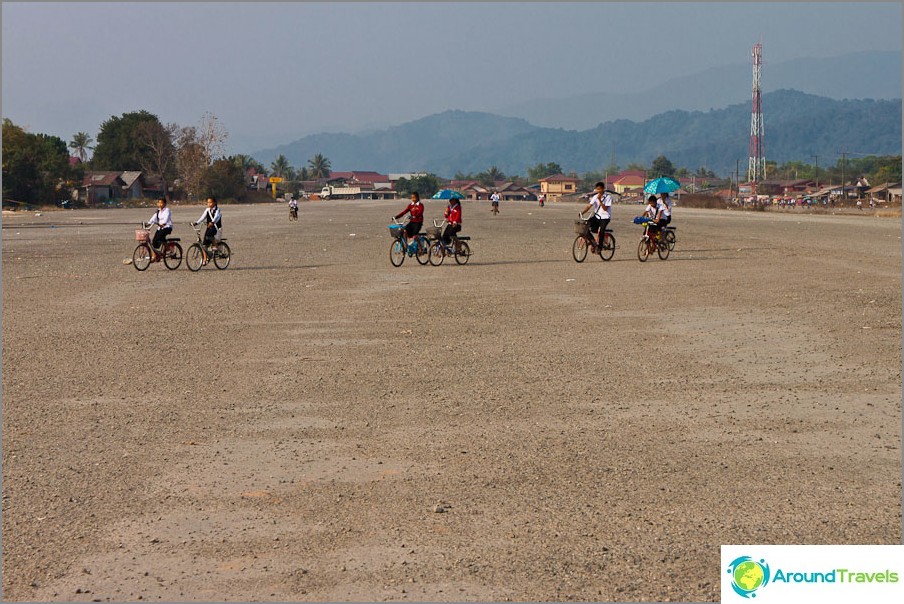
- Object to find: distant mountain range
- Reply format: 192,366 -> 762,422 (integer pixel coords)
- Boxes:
254,89 -> 901,179
492,50 -> 903,130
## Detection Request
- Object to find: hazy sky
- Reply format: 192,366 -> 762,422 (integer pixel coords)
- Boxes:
2,2 -> 901,154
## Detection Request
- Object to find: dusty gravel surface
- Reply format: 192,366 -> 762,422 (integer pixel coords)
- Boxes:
2,199 -> 901,602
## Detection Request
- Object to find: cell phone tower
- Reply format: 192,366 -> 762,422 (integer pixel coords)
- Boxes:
747,42 -> 766,184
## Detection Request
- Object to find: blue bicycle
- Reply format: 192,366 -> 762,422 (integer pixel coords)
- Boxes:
388,218 -> 429,267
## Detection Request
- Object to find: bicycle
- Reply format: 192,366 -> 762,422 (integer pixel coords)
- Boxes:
572,213 -> 615,262
491,199 -> 500,215
634,217 -> 670,262
425,219 -> 471,266
289,205 -> 298,221
388,218 -> 429,267
132,223 -> 182,271
662,225 -> 676,251
186,222 -> 231,271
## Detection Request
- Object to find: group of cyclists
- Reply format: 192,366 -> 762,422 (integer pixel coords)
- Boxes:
393,191 -> 464,252
145,195 -> 223,264
578,181 -> 673,252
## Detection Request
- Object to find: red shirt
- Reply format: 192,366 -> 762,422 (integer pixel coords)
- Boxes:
396,201 -> 424,223
444,202 -> 462,225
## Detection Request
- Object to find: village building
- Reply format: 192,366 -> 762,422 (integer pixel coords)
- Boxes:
538,173 -> 580,202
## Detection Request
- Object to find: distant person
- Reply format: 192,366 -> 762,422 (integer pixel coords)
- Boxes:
538,193 -> 545,207
394,191 -> 425,249
490,190 -> 501,214
443,197 -> 463,251
289,196 -> 299,220
580,182 -> 612,250
146,197 -> 173,261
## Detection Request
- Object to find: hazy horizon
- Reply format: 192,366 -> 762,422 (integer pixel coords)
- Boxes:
2,2 -> 901,155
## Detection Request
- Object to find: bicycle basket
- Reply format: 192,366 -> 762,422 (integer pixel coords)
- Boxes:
135,229 -> 150,241
388,224 -> 404,239
573,221 -> 590,236
425,226 -> 442,239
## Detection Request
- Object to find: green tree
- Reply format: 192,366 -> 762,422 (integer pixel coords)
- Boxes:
270,155 -> 291,179
3,119 -> 79,204
68,132 -> 94,163
395,174 -> 441,198
476,165 -> 506,187
92,110 -> 164,171
308,153 -> 331,179
650,155 -> 675,178
527,162 -> 563,181
205,157 -> 245,200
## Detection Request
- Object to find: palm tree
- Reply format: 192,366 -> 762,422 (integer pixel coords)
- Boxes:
308,153 -> 331,179
69,132 -> 94,163
270,155 -> 291,179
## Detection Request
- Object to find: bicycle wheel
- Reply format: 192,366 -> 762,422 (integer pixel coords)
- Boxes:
213,242 -> 231,269
454,241 -> 471,265
163,242 -> 183,270
428,242 -> 445,266
186,243 -> 204,271
132,244 -> 152,271
389,239 -> 405,267
415,237 -> 430,265
657,238 -> 670,260
637,237 -> 650,262
664,229 -> 676,251
599,233 -> 615,261
572,236 -> 588,263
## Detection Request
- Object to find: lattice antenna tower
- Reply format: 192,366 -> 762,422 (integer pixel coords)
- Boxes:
747,42 -> 766,184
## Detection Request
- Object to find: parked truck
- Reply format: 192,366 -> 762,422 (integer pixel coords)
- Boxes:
320,185 -> 361,199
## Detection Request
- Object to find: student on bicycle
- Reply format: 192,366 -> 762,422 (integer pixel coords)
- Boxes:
288,196 -> 299,219
146,197 -> 173,261
192,197 -> 222,262
643,195 -> 658,219
657,192 -> 672,229
442,196 -> 463,251
580,181 -> 612,250
490,190 -> 501,213
393,191 -> 424,246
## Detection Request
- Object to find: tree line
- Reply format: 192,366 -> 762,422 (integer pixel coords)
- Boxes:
4,107 -> 900,206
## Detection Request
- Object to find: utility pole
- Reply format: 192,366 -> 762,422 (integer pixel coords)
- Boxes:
840,151 -> 847,201
811,154 -> 819,193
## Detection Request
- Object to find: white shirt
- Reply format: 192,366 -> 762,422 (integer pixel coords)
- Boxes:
148,207 -> 172,229
659,197 -> 672,218
490,193 -> 500,202
590,192 -> 612,220
197,206 -> 222,230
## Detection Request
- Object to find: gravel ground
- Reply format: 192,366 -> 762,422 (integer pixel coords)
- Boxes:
2,199 -> 901,602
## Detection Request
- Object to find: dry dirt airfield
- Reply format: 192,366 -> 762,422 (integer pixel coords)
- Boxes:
2,199 -> 902,602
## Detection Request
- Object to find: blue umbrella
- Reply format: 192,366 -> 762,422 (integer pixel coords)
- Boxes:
644,177 -> 680,195
432,189 -> 465,200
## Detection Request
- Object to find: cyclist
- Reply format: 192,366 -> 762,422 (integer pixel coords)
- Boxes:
393,191 -> 425,251
580,181 -> 612,251
288,196 -> 299,220
643,195 -> 658,219
442,196 -> 463,252
657,192 -> 673,229
192,196 -> 222,264
146,196 -> 173,261
490,190 -> 501,214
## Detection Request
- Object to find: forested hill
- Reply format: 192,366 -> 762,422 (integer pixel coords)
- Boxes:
254,90 -> 902,178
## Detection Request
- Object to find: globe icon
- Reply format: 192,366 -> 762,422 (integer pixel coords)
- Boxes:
733,560 -> 765,592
